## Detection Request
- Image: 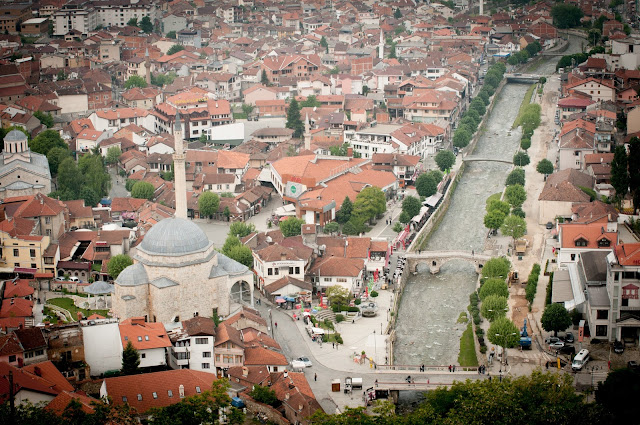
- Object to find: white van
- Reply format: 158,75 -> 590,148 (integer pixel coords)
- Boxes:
69,276 -> 80,282
572,349 -> 589,371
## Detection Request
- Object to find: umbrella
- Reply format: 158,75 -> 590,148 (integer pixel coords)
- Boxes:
275,297 -> 286,303
302,311 -> 311,316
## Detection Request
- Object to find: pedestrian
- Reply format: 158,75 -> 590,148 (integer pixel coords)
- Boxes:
332,342 -> 335,349
488,373 -> 492,382
453,365 -> 456,372
314,373 -> 317,382
274,322 -> 277,328
448,364 -> 452,373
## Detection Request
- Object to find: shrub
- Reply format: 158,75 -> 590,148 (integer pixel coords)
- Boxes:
335,334 -> 344,344
370,290 -> 379,298
480,345 -> 487,354
475,327 -> 484,337
348,306 -> 360,312
512,207 -> 526,218
354,299 -> 361,305
473,313 -> 481,325
336,314 -> 345,323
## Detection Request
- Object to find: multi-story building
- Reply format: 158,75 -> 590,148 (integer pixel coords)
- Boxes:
252,245 -> 309,291
168,316 -> 216,373
119,317 -> 171,369
52,1 -> 97,36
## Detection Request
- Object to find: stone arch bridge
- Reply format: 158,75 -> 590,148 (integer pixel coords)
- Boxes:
405,251 -> 492,274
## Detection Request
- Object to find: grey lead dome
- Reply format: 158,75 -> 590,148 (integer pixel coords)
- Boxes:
4,129 -> 27,142
139,217 -> 210,255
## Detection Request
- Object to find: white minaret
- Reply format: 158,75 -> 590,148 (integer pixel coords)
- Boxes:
173,111 -> 188,219
479,0 -> 484,16
144,47 -> 151,85
379,29 -> 384,59
304,113 -> 311,151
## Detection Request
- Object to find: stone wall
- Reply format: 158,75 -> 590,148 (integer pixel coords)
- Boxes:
239,394 -> 291,425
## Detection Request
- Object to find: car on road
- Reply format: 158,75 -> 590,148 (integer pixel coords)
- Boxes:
561,332 -> 574,343
546,222 -> 554,229
296,356 -> 313,367
545,336 -> 561,344
614,340 -> 625,354
549,341 -> 565,351
559,345 -> 576,355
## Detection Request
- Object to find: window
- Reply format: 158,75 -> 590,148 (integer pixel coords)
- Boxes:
9,355 -> 16,363
137,394 -> 142,401
289,267 -> 294,274
575,239 -> 587,247
274,268 -> 279,275
196,386 -> 202,392
124,336 -> 128,341
141,353 -> 146,358
45,217 -> 51,224
295,267 -> 300,274
122,396 -> 127,402
595,325 -> 608,337
31,264 -> 36,269
203,352 -> 211,357
137,336 -> 142,341
13,249 -> 18,257
598,238 -> 611,247
168,390 -> 173,397
596,310 -> 608,320
30,249 -> 36,257
145,335 -> 149,341
152,392 -> 158,399
268,268 -> 273,276
195,338 -> 208,344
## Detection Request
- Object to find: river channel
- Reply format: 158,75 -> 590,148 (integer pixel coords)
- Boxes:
393,36 -> 584,367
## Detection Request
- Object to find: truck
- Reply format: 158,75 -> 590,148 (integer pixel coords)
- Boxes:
508,270 -> 519,285
519,319 -> 532,350
515,239 -> 528,256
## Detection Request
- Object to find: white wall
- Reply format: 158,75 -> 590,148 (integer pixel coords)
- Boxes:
140,347 -> 166,368
189,335 -> 215,372
82,321 -> 123,376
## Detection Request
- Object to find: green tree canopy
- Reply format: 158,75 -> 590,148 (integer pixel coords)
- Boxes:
352,186 -> 386,222
484,210 -> 506,232
131,181 -> 155,200
30,129 -> 66,156
106,146 -> 122,164
79,154 -> 110,197
416,173 -> 438,197
57,157 -> 84,198
465,108 -> 480,125
336,196 -> 353,224
551,4 -> 584,28
280,216 -> 305,237
402,196 -> 421,219
513,151 -> 530,167
505,184 -> 527,208
121,340 -> 140,375
487,317 -> 520,348
611,144 -> 629,199
166,30 -> 176,38
229,222 -> 256,238
46,146 -> 71,176
342,217 -> 366,235
320,36 -> 328,52
479,278 -> 509,300
481,294 -> 509,322
285,97 -> 304,138
224,244 -> 253,268
34,110 -> 54,128
124,75 -> 147,89
470,98 -> 486,116
501,214 -> 527,245
301,95 -> 321,108
167,44 -> 185,55
324,221 -> 339,234
629,137 -> 640,210
326,285 -> 350,306
484,72 -> 501,89
249,385 -> 278,406
127,17 -> 138,27
453,128 -> 472,148
394,8 -> 402,18
505,168 -> 525,186
481,257 -> 511,280
487,199 -> 510,215
536,158 -> 554,175
241,103 -> 254,117
139,16 -> 153,33
520,138 -> 531,151
198,192 -> 220,218
261,69 -> 269,85
79,187 -> 99,207
541,303 -> 572,336
108,254 -> 133,279
435,150 -> 456,171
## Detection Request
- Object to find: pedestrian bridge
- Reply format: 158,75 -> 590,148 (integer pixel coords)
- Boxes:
504,73 -> 542,82
540,51 -> 568,57
405,251 -> 491,274
462,156 -> 514,165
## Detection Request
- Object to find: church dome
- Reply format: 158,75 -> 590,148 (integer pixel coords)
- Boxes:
4,129 -> 27,142
139,217 -> 210,255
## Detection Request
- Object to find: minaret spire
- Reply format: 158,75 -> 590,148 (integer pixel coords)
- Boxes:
379,30 -> 384,59
173,110 -> 187,219
144,47 -> 151,85
304,113 -> 311,151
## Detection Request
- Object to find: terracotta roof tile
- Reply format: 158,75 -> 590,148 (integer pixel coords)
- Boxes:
119,317 -> 172,350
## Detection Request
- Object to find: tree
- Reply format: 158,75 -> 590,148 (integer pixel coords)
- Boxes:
520,138 -> 531,151
121,340 -> 140,375
481,295 -> 508,322
336,196 -> 353,224
79,154 -> 110,197
249,385 -> 278,406
241,103 -> 254,117
286,97 -> 304,138
453,128 -> 472,148
484,72 -> 500,89
131,181 -> 155,200
388,42 -> 397,59
199,133 -> 208,143
416,173 -> 438,197
57,69 -> 67,81
505,168 -> 525,186
46,146 -> 71,175
320,36 -> 328,53
587,28 -> 601,46
505,184 -> 527,208
394,8 -> 402,18
261,69 -> 269,85
513,151 -> 530,167
536,158 -> 554,176
342,217 -> 366,235
166,30 -> 176,39
151,71 -> 177,87
487,199 -> 510,216
481,257 -> 511,280
484,210 -> 506,232
127,17 -> 138,27
352,186 -> 386,223
326,285 -> 350,306
57,157 -> 84,197
611,144 -> 629,200
30,129 -> 66,155
106,146 -> 122,165
34,110 -> 54,128
465,108 -> 480,125
301,95 -> 321,108
402,196 -> 421,219
79,187 -> 99,207
124,75 -> 147,89
551,4 -> 584,28
229,222 -> 256,238
435,150 -> 456,171
108,254 -> 133,279
280,216 -> 304,237
629,137 -> 640,210
501,214 -> 527,246
167,44 -> 185,55
477,90 -> 490,105
596,368 -> 640,422
225,244 -> 253,268
479,278 -> 509,300
139,16 -> 153,33
223,206 -> 231,221
541,303 -> 572,337
198,192 -> 220,218
470,98 -> 486,116
399,210 -> 411,224
487,317 -> 520,349
324,221 -> 339,234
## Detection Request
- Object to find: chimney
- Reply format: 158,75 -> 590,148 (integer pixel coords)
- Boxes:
34,366 -> 42,376
179,384 -> 185,398
347,147 -> 353,157
285,392 -> 290,400
281,252 -> 287,261
283,370 -> 288,378
242,366 -> 248,377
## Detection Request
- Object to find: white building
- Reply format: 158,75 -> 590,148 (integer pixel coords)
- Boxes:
119,317 -> 171,369
344,124 -> 402,159
252,245 -> 309,292
81,318 -> 123,376
307,256 -> 364,295
168,316 -> 216,373
0,130 -> 52,199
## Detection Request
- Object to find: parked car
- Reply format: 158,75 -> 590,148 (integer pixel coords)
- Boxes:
549,341 -> 565,351
559,345 -> 576,355
545,336 -> 561,344
296,356 -> 312,367
628,361 -> 638,369
561,332 -> 574,343
614,340 -> 625,354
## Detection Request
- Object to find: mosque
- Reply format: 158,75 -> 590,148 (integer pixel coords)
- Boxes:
112,112 -> 253,323
0,129 -> 52,198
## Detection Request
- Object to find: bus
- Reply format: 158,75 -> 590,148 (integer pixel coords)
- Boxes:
572,349 -> 590,371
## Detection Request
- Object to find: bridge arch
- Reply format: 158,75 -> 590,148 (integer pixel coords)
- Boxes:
405,251 -> 491,275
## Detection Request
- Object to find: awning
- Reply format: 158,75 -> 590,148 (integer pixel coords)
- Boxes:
310,327 -> 325,335
424,193 -> 442,208
34,272 -> 54,278
275,297 -> 286,303
14,267 -> 37,274
274,204 -> 296,216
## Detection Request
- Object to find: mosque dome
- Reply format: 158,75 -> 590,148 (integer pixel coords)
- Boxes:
139,217 -> 210,255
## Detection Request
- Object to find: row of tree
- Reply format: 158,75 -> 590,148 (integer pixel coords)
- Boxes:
507,41 -> 542,66
611,137 -> 640,210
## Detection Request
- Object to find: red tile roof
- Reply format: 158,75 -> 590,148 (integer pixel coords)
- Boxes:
119,317 -> 172,350
614,243 -> 640,266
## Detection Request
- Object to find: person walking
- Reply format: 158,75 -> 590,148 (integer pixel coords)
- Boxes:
314,373 -> 317,382
448,365 -> 452,373
274,322 -> 277,328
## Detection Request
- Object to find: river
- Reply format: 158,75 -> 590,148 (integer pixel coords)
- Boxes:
393,36 -> 585,367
